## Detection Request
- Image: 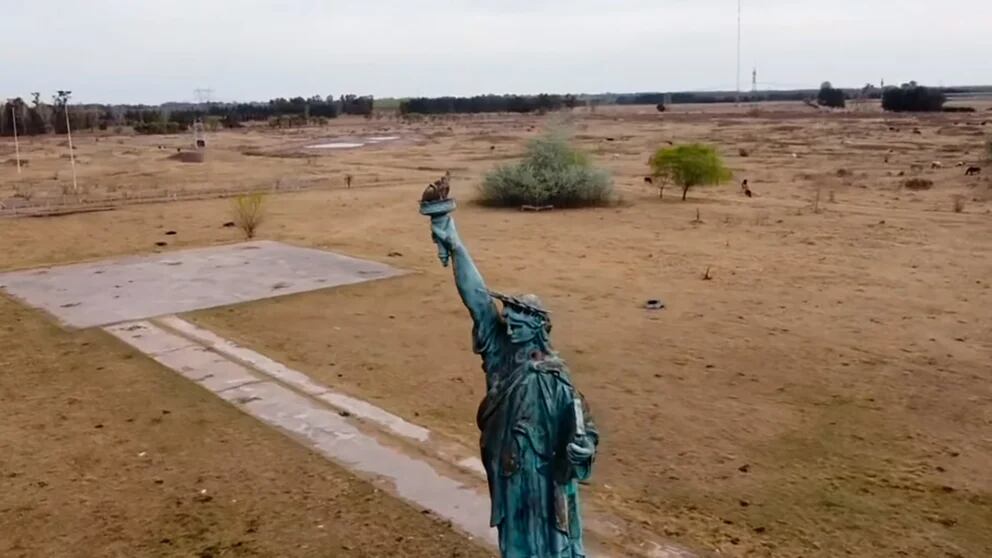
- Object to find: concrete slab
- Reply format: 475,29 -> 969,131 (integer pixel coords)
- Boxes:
0,240 -> 404,329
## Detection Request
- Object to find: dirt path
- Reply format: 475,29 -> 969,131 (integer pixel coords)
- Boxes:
0,294 -> 491,558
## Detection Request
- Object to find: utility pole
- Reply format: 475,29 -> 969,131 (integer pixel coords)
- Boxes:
56,91 -> 79,195
9,101 -> 21,174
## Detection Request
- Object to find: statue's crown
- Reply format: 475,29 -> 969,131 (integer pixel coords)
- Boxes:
487,290 -> 550,318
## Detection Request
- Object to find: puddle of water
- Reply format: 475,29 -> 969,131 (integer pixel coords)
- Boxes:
306,142 -> 366,149
305,136 -> 399,149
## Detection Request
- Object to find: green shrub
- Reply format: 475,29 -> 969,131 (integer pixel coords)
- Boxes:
649,144 -> 732,200
478,131 -> 613,208
817,81 -> 846,108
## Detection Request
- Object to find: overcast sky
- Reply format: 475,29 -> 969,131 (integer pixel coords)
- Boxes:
3,0 -> 991,104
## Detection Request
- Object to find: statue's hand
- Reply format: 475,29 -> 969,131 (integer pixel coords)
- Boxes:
566,435 -> 595,466
430,216 -> 455,267
430,217 -> 455,249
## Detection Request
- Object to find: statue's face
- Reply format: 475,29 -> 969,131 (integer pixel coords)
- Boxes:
503,307 -> 546,345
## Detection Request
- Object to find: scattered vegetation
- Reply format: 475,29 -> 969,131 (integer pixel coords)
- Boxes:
817,81 -> 846,108
478,130 -> 613,208
134,121 -> 185,135
903,178 -> 934,191
14,183 -> 34,201
649,144 -> 732,200
882,82 -> 946,112
811,185 -> 824,213
952,194 -> 966,213
231,192 -> 266,239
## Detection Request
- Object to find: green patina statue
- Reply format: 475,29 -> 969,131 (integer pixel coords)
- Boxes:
420,175 -> 599,558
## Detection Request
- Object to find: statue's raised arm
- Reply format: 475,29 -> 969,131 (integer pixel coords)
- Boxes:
420,175 -> 499,330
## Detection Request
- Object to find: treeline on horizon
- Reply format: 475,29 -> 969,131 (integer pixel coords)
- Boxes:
394,90 -> 838,114
372,83 -> 991,114
399,94 -> 581,115
3,84 -> 989,137
0,93 -> 374,137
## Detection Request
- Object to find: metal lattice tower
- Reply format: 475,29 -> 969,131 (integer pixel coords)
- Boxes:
193,88 -> 214,106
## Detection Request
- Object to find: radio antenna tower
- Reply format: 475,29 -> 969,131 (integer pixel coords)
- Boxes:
736,0 -> 742,104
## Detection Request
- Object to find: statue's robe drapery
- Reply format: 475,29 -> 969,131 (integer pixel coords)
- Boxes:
473,308 -> 598,558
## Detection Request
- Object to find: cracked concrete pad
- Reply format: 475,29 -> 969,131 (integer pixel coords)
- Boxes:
0,240 -> 405,328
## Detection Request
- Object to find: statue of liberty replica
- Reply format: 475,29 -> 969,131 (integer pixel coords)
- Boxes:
420,175 -> 600,557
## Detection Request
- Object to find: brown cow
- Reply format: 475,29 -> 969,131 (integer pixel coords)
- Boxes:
965,166 -> 981,176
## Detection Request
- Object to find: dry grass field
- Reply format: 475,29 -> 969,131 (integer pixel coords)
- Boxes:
2,102 -> 991,557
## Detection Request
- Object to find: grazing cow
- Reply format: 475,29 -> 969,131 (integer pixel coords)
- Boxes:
957,161 -> 966,167
912,128 -> 922,135
644,176 -> 653,184
965,166 -> 982,176
931,161 -> 943,169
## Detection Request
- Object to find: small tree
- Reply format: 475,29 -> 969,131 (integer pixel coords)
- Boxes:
649,144 -> 732,200
817,81 -> 846,108
882,82 -> 946,112
232,193 -> 265,239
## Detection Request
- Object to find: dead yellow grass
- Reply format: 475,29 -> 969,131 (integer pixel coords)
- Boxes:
0,295 -> 490,558
2,103 -> 991,557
